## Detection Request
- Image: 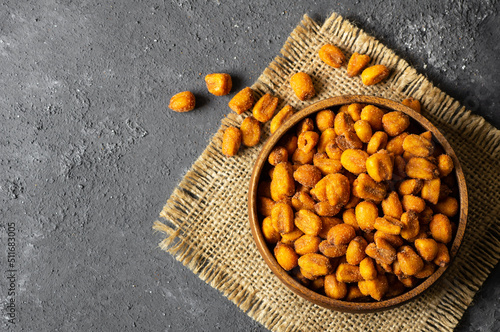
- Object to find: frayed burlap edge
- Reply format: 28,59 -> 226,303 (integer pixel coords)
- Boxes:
154,13 -> 500,332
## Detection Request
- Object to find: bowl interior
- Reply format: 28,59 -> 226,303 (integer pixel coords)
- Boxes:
248,95 -> 468,313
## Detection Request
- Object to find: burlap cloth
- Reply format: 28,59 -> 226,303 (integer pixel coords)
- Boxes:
154,13 -> 500,331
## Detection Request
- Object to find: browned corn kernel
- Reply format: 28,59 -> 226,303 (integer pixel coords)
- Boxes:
382,111 -> 410,137
294,209 -> 323,236
317,128 -> 337,153
429,214 -> 452,244
342,208 -> 359,231
359,257 -> 377,280
280,134 -> 298,156
397,245 -> 424,276
366,150 -> 394,182
354,200 -> 379,232
291,147 -> 315,165
313,153 -> 342,176
433,243 -> 450,267
294,235 -> 322,255
328,223 -> 356,246
324,274 -> 347,299
374,217 -> 401,235
271,202 -> 295,234
318,44 -> 346,68
298,253 -> 333,277
324,173 -> 350,207
290,72 -> 316,101
336,263 -> 364,283
293,269 -> 311,286
346,285 -> 366,301
346,236 -> 368,265
334,111 -> 355,136
316,109 -> 336,132
336,131 -> 364,150
414,238 -> 439,261
291,191 -> 316,211
374,231 -> 404,249
402,97 -> 422,114
296,118 -> 315,136
228,87 -> 254,114
420,130 -> 433,141
386,132 -> 409,156
222,126 -> 242,157
382,192 -> 403,219
270,105 -> 295,134
358,275 -> 389,301
406,157 -> 439,180
310,176 -> 329,202
297,131 -> 320,153
280,228 -> 304,244
403,134 -> 434,157
394,155 -> 407,179
385,276 -> 406,298
402,151 -> 415,162
262,217 -> 280,244
318,217 -> 342,239
293,164 -> 322,188
361,65 -> 390,86
252,93 -> 279,123
421,178 -> 441,205
169,91 -> 196,112
258,196 -> 275,217
319,240 -> 348,258
399,276 -> 418,288
365,240 -> 397,265
310,277 -> 325,291
366,131 -> 389,155
205,73 -> 232,96
274,242 -> 298,271
414,262 -> 436,279
437,154 -> 454,177
433,196 -> 459,217
325,142 -> 343,160
354,120 -> 373,143
352,173 -> 387,203
347,52 -> 371,77
401,194 -> 426,213
361,105 -> 385,130
270,162 -> 295,201
340,149 -> 368,174
268,146 -> 289,166
418,206 -> 433,225
240,116 -> 261,147
346,103 -> 363,122
438,184 -> 453,201
314,201 -> 342,217
398,179 -> 423,196
400,210 -> 420,240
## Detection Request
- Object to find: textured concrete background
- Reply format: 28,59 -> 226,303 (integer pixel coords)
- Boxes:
0,0 -> 498,331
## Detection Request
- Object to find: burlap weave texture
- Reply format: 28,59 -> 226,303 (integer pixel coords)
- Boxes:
154,13 -> 500,331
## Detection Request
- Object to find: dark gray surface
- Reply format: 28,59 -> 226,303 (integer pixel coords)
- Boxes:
0,0 -> 498,331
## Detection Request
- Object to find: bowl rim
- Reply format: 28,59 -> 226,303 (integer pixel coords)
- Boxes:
248,95 -> 468,313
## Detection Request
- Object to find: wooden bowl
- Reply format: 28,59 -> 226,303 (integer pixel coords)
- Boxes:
248,95 -> 467,313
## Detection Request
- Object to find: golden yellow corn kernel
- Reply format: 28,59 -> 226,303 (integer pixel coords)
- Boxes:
298,253 -> 333,278
271,202 -> 294,234
252,93 -> 279,123
374,217 -> 401,235
414,262 -> 436,279
434,243 -> 450,267
354,120 -> 373,143
205,73 -> 232,96
291,147 -> 315,165
274,242 -> 298,271
280,228 -> 304,245
374,231 -> 404,249
414,238 -> 439,261
382,111 -> 410,137
347,52 -> 371,77
319,240 -> 347,258
318,217 -> 342,239
433,196 -> 459,217
397,245 -> 424,276
437,154 -> 454,177
336,131 -> 364,150
268,146 -> 288,166
400,210 -> 420,240
359,257 -> 377,280
327,223 -> 356,247
336,263 -> 364,283
298,131 -> 320,153
318,44 -> 346,68
169,91 -> 196,112
291,191 -> 315,211
358,275 -> 389,301
381,192 -> 403,219
366,131 -> 388,155
346,236 -> 368,265
317,128 -> 337,153
346,284 -> 366,300
406,157 -> 439,180
365,240 -> 397,265
293,164 -> 322,188
334,111 -> 355,136
262,217 -> 280,244
402,97 -> 422,114
294,209 -> 323,236
325,142 -> 343,160
401,194 -> 426,213
324,274 -> 347,299
361,64 -> 390,86
222,126 -> 241,157
429,214 -> 452,244
280,134 -> 298,156
270,162 -> 295,201
386,132 -> 409,156
290,72 -> 316,101
366,150 -> 394,182
270,105 -> 295,134
354,201 -> 378,232
421,178 -> 441,205
341,149 -> 369,174
240,116 -> 261,147
403,134 -> 434,157
314,201 -> 342,217
316,109 -> 336,132
294,235 -> 322,255
228,87 -> 254,114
